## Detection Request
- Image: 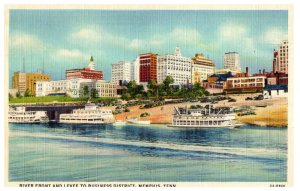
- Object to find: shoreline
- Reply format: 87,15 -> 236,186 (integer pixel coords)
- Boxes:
114,95 -> 288,128
8,94 -> 288,128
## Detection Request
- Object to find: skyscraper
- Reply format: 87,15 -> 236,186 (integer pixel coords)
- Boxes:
111,61 -> 131,84
139,53 -> 157,83
130,57 -> 140,84
224,52 -> 241,72
157,47 -> 192,85
273,40 -> 288,74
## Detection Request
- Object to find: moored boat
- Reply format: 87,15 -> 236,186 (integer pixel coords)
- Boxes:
169,105 -> 241,128
114,120 -> 127,125
126,117 -> 151,125
8,106 -> 49,123
59,103 -> 115,124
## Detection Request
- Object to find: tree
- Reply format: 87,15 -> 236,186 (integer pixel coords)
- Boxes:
163,75 -> 174,87
83,85 -> 89,97
90,88 -> 98,98
163,76 -> 175,96
147,79 -> 158,97
24,89 -> 31,97
9,93 -> 13,100
127,81 -> 138,92
16,91 -> 22,98
192,83 -> 210,97
127,81 -> 137,98
121,93 -> 131,100
125,81 -> 145,99
135,93 -> 143,99
147,79 -> 157,90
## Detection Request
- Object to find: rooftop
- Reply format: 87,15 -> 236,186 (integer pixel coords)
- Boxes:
264,84 -> 288,91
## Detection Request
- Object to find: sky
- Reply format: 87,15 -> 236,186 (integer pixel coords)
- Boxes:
9,9 -> 288,85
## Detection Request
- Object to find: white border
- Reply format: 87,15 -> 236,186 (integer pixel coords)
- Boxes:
1,0 -> 299,191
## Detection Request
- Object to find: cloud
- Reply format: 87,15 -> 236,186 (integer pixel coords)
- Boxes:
127,27 -> 202,53
220,22 -> 247,40
55,48 -> 87,59
218,22 -> 257,52
71,28 -> 101,42
170,28 -> 201,45
10,32 -> 44,50
128,39 -> 142,50
262,27 -> 288,45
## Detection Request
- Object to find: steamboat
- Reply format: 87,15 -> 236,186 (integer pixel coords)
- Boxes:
169,105 -> 241,128
8,106 -> 49,123
59,103 -> 115,124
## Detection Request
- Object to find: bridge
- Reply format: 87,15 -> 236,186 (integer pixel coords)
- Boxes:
24,105 -> 85,121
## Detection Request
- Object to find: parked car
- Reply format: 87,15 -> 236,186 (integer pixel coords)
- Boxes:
254,95 -> 264,100
245,97 -> 253,100
228,98 -> 236,102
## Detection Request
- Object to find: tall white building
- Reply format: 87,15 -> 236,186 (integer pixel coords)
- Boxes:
111,61 -> 131,84
224,52 -> 241,72
157,47 -> 192,85
274,40 -> 288,74
130,57 -> 140,83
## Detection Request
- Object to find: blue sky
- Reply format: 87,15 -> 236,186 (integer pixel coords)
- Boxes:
9,9 -> 288,85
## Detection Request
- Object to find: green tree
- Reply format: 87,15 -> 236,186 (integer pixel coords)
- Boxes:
157,84 -> 167,97
135,93 -> 143,99
24,89 -> 31,97
127,81 -> 137,98
137,85 -> 145,95
16,91 -> 22,98
121,93 -> 131,100
90,88 -> 98,98
163,76 -> 175,96
147,79 -> 158,97
9,93 -> 13,100
83,85 -> 89,97
163,75 -> 174,87
125,81 -> 145,99
127,81 -> 137,92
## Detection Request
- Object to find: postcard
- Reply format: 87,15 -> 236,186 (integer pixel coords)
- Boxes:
4,4 -> 293,187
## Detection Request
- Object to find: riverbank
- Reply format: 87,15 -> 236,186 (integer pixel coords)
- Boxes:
114,95 -> 288,127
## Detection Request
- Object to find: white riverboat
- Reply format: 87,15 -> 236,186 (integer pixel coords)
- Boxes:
169,105 -> 241,128
59,103 -> 115,124
8,106 -> 49,123
126,117 -> 151,125
114,120 -> 127,126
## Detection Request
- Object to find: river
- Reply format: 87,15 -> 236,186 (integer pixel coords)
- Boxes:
8,123 -> 287,182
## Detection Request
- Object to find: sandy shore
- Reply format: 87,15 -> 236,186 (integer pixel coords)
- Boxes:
111,94 -> 288,127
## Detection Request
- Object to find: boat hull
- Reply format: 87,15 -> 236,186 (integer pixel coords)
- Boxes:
167,124 -> 237,128
8,120 -> 49,124
126,120 -> 151,125
58,120 -> 115,125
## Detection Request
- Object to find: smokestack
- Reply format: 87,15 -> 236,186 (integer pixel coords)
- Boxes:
246,67 -> 249,76
259,69 -> 261,74
263,69 -> 265,74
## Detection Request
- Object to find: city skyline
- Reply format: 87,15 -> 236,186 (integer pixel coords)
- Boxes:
9,9 -> 288,86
